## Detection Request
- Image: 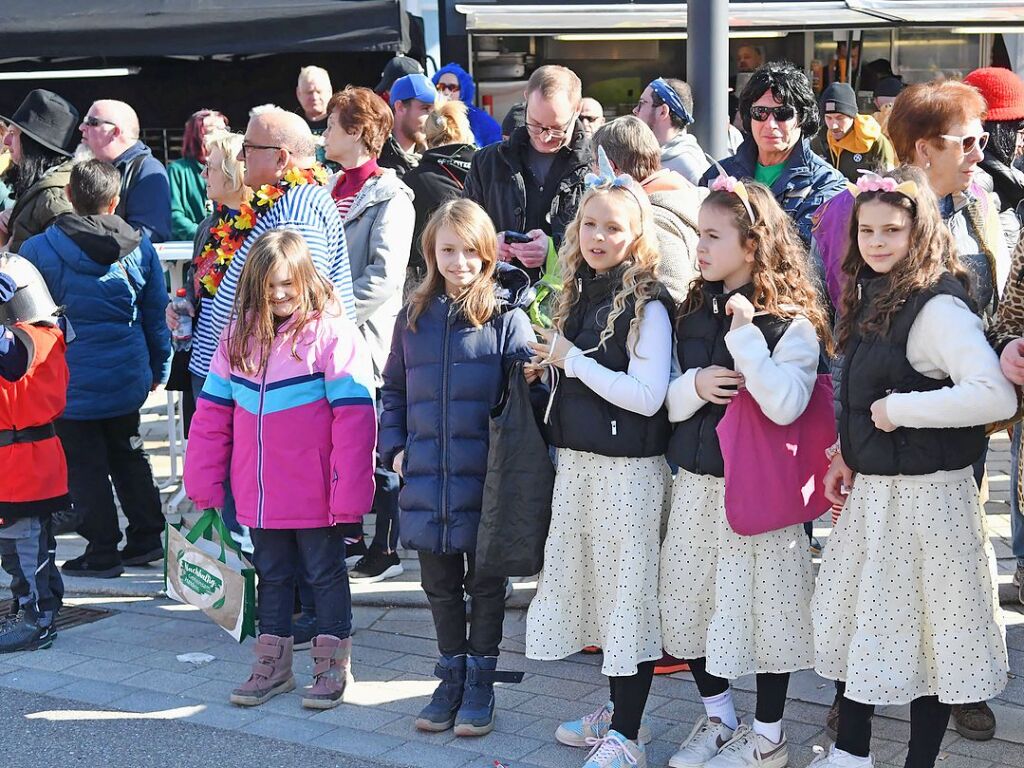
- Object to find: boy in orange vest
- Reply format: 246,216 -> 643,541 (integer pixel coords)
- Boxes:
0,254 -> 69,653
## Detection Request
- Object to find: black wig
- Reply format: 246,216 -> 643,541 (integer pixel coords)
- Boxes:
738,61 -> 820,138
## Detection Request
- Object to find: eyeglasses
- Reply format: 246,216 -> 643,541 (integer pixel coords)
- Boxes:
436,83 -> 461,94
939,132 -> 989,155
82,115 -> 118,129
525,114 -> 575,141
749,105 -> 797,123
240,142 -> 283,160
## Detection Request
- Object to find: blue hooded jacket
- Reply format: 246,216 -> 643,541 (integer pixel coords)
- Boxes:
20,214 -> 171,420
113,141 -> 172,243
432,63 -> 502,147
380,263 -> 537,554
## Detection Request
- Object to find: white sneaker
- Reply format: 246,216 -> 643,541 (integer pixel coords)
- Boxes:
556,702 -> 652,747
807,745 -> 874,768
668,716 -> 735,768
705,725 -> 787,768
581,730 -> 647,768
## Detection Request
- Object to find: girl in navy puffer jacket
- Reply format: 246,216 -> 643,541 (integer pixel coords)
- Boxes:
380,198 -> 535,737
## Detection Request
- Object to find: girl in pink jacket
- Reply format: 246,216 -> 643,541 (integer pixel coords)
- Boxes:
185,229 -> 376,712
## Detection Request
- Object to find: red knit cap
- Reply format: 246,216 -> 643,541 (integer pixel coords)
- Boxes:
964,67 -> 1024,121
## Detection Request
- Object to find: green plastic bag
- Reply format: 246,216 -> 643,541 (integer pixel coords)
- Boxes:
527,237 -> 563,328
164,509 -> 256,642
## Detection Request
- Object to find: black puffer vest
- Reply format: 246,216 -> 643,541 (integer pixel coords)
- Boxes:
546,267 -> 674,458
838,271 -> 985,476
666,282 -> 793,477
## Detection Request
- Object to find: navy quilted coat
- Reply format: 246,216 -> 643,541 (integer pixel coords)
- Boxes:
380,264 -> 535,554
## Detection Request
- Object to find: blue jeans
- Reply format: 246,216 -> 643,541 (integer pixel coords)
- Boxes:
191,373 -> 240,535
1011,424 -> 1024,568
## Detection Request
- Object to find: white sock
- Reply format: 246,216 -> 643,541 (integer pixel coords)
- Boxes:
753,718 -> 782,744
701,689 -> 738,731
831,746 -> 873,766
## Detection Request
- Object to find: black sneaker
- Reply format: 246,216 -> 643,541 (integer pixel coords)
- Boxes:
349,546 -> 403,583
0,611 -> 55,653
62,554 -> 124,579
345,537 -> 368,568
120,541 -> 165,567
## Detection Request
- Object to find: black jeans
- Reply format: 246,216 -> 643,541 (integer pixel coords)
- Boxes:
250,526 -> 351,638
56,412 -> 165,561
418,551 -> 506,657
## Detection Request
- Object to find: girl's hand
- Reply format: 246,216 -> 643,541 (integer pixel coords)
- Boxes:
529,326 -> 575,370
392,450 -> 404,478
725,293 -> 755,331
870,398 -> 896,432
824,451 -> 855,507
524,355 -> 545,383
1000,338 -> 1024,386
694,365 -> 744,404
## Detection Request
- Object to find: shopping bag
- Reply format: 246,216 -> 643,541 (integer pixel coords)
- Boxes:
164,508 -> 256,642
477,361 -> 554,576
717,373 -> 836,536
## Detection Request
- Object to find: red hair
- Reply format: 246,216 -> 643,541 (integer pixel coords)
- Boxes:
887,81 -> 987,162
182,109 -> 229,162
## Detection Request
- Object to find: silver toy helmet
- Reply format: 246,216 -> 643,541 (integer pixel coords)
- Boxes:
0,252 -> 61,327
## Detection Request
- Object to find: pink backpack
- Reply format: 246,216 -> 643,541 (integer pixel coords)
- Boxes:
716,374 -> 837,536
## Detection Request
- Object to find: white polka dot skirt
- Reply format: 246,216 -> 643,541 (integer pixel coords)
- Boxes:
659,469 -> 815,678
526,449 -> 667,677
812,467 -> 1008,706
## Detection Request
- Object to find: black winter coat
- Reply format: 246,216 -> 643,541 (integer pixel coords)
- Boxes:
379,264 -> 538,554
402,143 -> 478,272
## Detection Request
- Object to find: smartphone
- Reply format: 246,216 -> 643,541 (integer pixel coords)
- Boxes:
503,230 -> 532,244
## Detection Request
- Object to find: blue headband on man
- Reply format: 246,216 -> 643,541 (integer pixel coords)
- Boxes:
649,78 -> 693,125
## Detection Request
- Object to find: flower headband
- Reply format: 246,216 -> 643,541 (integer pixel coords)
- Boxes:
649,78 -> 694,125
851,170 -> 918,201
706,155 -> 757,225
585,146 -> 646,233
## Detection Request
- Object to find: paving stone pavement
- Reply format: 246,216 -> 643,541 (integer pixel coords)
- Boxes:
3,399 -> 1024,767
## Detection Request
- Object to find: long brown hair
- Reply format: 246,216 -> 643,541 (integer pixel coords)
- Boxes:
835,165 -> 970,349
407,199 -> 500,331
553,183 -> 662,354
227,229 -> 336,374
680,181 -> 833,354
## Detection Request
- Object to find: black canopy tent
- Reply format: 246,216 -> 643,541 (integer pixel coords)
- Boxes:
0,0 -> 409,58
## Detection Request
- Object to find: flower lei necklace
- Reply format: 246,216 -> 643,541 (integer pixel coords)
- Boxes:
195,164 -> 329,298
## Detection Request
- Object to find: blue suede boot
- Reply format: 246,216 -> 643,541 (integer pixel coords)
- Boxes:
415,654 -> 466,731
453,655 -> 523,736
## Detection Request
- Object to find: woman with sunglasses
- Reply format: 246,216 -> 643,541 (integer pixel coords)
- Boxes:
431,63 -> 501,148
699,62 -> 847,247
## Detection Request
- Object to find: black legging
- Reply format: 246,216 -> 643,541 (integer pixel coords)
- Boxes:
835,682 -> 951,768
607,660 -> 656,741
686,657 -> 790,723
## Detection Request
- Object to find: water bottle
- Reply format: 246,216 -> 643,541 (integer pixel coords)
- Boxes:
171,288 -> 193,352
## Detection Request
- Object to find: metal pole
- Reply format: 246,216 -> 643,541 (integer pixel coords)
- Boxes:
687,0 -> 729,160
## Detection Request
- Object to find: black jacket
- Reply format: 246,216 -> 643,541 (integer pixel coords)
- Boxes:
402,143 -> 478,272
464,121 -> 592,276
978,151 -> 1024,214
666,282 -> 793,476
546,267 -> 673,458
838,271 -> 985,476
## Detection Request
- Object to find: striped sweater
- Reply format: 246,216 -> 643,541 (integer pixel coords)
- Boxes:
189,182 -> 355,378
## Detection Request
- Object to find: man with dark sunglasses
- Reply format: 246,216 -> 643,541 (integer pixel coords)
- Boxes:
634,77 -> 709,185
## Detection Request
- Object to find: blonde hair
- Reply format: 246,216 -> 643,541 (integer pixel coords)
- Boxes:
553,183 -> 662,353
203,130 -> 252,202
425,100 -> 474,148
408,199 -> 500,331
227,230 -> 336,374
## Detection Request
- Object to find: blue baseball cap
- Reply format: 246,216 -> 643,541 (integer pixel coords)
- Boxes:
390,74 -> 437,106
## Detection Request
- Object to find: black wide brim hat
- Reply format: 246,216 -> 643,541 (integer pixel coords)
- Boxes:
2,89 -> 80,157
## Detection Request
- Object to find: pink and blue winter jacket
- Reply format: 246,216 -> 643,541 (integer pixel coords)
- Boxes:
184,311 -> 377,529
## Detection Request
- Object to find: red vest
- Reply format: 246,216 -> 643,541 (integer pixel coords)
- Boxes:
0,322 -> 69,518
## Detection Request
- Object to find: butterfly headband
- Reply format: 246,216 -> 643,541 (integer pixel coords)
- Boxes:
850,170 -> 918,202
649,78 -> 694,125
706,155 -> 756,225
584,146 -> 646,232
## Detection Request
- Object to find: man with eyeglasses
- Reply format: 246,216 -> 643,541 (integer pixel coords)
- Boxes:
464,64 -> 592,279
579,97 -> 605,138
431,62 -> 502,147
633,77 -> 709,185
79,100 -> 171,243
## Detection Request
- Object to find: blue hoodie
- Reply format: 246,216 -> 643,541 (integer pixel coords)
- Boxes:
114,141 -> 172,243
432,63 -> 502,148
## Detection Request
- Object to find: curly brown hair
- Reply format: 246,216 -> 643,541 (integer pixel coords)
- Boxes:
834,165 -> 971,349
680,181 -> 833,354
